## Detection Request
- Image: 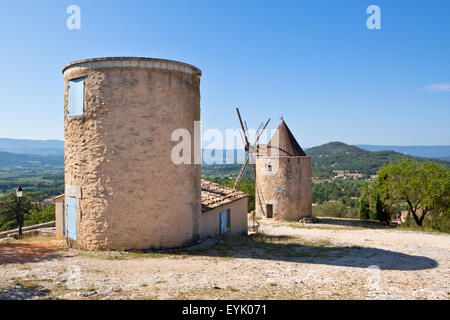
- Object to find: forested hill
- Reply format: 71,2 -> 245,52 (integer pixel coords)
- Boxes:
306,142 -> 450,177
0,151 -> 63,171
0,138 -> 63,156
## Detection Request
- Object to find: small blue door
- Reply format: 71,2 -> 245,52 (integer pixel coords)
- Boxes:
220,210 -> 227,235
67,197 -> 77,240
62,199 -> 66,236
68,78 -> 85,117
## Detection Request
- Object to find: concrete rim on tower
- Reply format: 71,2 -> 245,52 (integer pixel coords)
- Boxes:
62,57 -> 202,76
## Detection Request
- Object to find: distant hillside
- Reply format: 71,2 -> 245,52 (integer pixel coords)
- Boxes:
0,138 -> 64,156
356,144 -> 450,160
306,142 -> 449,176
0,151 -> 63,171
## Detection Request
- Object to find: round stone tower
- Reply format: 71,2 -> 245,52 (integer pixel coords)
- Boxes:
62,57 -> 202,250
255,120 -> 312,220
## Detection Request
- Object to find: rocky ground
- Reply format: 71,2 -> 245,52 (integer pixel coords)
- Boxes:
0,218 -> 448,300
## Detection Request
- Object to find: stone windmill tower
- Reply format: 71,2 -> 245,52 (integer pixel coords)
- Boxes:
233,111 -> 312,221
62,57 -> 202,250
254,119 -> 312,220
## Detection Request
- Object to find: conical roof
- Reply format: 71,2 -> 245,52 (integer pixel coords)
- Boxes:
266,120 -> 306,156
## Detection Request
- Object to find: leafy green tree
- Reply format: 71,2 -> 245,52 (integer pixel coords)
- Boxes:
208,176 -> 255,212
313,201 -> 348,218
24,205 -> 55,226
0,192 -> 35,231
359,197 -> 370,220
375,194 -> 389,223
377,160 -> 450,226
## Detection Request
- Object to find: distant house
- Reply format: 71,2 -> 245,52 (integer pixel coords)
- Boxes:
312,178 -> 333,183
55,180 -> 249,241
332,170 -> 364,180
32,196 -> 58,207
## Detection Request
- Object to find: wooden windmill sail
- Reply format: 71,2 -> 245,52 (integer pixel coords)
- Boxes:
233,108 -> 270,189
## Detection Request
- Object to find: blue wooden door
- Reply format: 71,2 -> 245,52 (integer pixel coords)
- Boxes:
68,78 -> 84,117
62,199 -> 66,236
220,210 -> 227,234
67,197 -> 77,240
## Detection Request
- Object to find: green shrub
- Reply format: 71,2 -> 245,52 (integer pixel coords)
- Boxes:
313,201 -> 348,218
23,205 -> 55,226
359,199 -> 370,220
375,195 -> 389,222
423,211 -> 450,233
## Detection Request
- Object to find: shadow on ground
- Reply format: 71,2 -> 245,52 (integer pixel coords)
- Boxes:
0,243 -> 66,265
0,285 -> 51,300
166,234 -> 437,271
315,218 -> 393,229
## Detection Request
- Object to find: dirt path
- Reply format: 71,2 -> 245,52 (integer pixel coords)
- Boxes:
0,219 -> 448,300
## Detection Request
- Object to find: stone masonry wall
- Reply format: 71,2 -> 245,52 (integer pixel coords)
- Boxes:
255,156 -> 312,220
63,59 -> 201,250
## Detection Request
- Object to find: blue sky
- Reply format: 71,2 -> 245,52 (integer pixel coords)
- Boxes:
0,0 -> 449,147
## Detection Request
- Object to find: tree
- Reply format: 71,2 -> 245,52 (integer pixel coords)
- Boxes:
0,192 -> 35,231
313,201 -> 348,218
375,194 -> 389,223
209,176 -> 255,212
377,160 -> 450,226
359,197 -> 370,220
24,205 -> 55,226
359,183 -> 371,219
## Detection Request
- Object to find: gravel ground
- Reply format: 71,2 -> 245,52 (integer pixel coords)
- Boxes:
0,218 -> 448,300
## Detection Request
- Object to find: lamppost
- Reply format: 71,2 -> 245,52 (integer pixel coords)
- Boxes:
16,186 -> 23,238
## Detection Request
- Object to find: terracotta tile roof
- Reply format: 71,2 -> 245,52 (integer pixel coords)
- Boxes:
201,179 -> 249,213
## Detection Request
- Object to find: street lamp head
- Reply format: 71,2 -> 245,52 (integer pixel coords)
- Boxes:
16,186 -> 23,198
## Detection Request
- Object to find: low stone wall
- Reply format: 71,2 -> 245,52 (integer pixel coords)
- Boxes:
0,221 -> 56,239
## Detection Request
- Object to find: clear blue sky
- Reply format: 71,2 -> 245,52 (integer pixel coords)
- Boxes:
0,0 -> 449,147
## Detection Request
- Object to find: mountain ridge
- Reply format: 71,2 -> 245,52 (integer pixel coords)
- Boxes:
0,138 -> 64,156
1,137 -> 450,159
356,144 -> 450,160
305,142 -> 449,177
0,151 -> 63,171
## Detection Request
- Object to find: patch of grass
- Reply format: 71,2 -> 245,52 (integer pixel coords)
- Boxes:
300,239 -> 333,247
172,233 -> 342,261
287,223 -> 345,230
397,224 -> 448,235
5,234 -> 57,244
14,279 -> 39,290
78,248 -> 190,261
48,284 -> 71,297
167,285 -> 326,300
